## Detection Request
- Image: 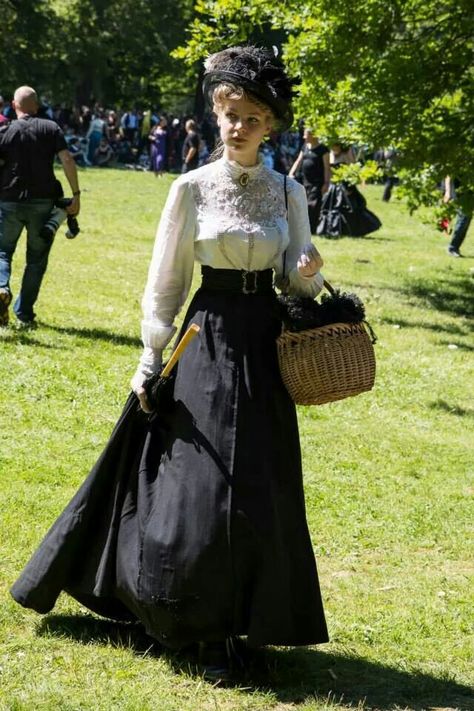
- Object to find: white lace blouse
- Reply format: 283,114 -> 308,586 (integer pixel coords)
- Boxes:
135,156 -> 324,382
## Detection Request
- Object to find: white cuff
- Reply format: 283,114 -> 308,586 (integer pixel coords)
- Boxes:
289,269 -> 324,296
131,346 -> 163,392
141,321 -> 177,350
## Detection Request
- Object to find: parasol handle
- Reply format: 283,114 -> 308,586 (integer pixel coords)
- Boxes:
161,323 -> 200,378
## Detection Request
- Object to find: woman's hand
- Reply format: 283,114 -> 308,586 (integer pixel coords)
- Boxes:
135,386 -> 153,414
131,373 -> 154,413
297,243 -> 323,278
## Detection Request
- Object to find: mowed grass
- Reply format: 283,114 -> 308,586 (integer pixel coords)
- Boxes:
0,167 -> 472,711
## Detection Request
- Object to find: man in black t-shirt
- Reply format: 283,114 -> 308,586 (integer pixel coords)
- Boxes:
0,86 -> 81,327
181,119 -> 200,173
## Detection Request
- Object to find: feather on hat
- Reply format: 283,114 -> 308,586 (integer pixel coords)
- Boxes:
203,46 -> 299,130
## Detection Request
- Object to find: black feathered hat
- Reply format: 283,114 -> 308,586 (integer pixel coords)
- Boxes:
202,46 -> 299,130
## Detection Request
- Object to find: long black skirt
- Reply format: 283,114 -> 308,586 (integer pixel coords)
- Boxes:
11,283 -> 329,649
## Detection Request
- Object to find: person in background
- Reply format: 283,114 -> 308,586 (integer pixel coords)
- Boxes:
106,110 -> 119,141
120,108 -> 140,146
0,96 -> 9,125
198,136 -> 210,167
86,111 -> 106,164
317,138 -> 381,238
79,106 -> 92,136
381,147 -> 399,202
181,119 -> 200,173
289,127 -> 330,234
444,176 -> 472,257
259,141 -> 275,169
278,129 -> 300,175
0,86 -> 80,327
200,112 -> 217,154
149,117 -> 168,177
168,117 -> 182,172
329,142 -> 356,166
139,109 -> 158,160
66,136 -> 90,167
94,136 -> 115,167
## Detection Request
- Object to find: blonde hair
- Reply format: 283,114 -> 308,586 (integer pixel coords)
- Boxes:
212,83 -> 275,125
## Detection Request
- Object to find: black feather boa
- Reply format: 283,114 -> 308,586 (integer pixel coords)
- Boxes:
278,290 -> 366,332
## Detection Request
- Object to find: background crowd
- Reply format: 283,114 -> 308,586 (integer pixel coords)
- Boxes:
0,95 -> 388,177
1,92 -> 469,257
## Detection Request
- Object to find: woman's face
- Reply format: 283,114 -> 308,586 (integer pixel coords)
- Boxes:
304,128 -> 314,142
216,95 -> 272,163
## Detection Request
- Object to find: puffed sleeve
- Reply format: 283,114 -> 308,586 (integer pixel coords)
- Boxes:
275,179 -> 324,297
132,176 -> 196,386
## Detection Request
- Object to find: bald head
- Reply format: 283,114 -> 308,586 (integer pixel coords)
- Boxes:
13,86 -> 38,116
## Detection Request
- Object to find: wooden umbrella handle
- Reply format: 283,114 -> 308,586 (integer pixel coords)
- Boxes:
161,323 -> 200,378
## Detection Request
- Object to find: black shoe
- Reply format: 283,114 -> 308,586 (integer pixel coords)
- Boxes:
15,318 -> 37,330
0,288 -> 12,327
198,641 -> 232,683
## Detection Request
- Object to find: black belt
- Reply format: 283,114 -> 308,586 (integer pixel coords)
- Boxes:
201,266 -> 274,295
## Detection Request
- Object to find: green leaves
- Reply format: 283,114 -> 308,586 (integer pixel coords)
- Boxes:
176,0 -> 474,209
2,0 -> 195,109
331,161 -> 382,187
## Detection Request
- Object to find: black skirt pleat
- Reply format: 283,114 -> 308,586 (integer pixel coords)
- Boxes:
11,285 -> 328,648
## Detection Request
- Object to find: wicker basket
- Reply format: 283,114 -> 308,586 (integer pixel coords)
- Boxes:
277,320 -> 376,406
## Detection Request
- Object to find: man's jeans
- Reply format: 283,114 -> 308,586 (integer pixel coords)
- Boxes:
449,209 -> 472,253
0,199 -> 54,322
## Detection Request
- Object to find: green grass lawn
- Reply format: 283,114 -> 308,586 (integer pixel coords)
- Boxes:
0,168 -> 472,711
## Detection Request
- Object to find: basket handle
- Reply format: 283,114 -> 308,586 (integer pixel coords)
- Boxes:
322,279 -> 377,344
323,279 -> 335,295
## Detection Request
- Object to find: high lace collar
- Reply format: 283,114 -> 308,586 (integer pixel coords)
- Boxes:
220,155 -> 264,182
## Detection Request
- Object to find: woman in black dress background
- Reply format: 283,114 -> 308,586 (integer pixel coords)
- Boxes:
289,127 -> 331,234
317,140 -> 381,238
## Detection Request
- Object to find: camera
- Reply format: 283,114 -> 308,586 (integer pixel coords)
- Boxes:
39,198 -> 80,241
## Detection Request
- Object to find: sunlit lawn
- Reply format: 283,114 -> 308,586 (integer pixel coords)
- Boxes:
0,167 -> 472,710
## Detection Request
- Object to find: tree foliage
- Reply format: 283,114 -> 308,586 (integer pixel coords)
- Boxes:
1,0 -> 195,111
176,0 -> 474,209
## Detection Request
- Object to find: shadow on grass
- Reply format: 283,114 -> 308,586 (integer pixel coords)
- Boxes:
44,323 -> 142,348
0,330 -> 61,349
438,339 -> 474,352
401,273 -> 474,322
38,615 -> 473,710
317,234 -> 390,242
381,316 -> 469,336
429,399 -> 474,419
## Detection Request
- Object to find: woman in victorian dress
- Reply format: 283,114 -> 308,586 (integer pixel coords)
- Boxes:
317,141 -> 381,238
11,46 -> 329,678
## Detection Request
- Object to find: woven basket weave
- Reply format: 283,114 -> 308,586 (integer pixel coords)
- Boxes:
277,321 -> 376,406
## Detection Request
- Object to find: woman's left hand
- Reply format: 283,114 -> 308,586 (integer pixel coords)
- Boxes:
297,243 -> 323,278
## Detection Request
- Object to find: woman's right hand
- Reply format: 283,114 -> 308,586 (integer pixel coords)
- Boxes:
135,386 -> 153,413
131,373 -> 154,413
297,243 -> 324,277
